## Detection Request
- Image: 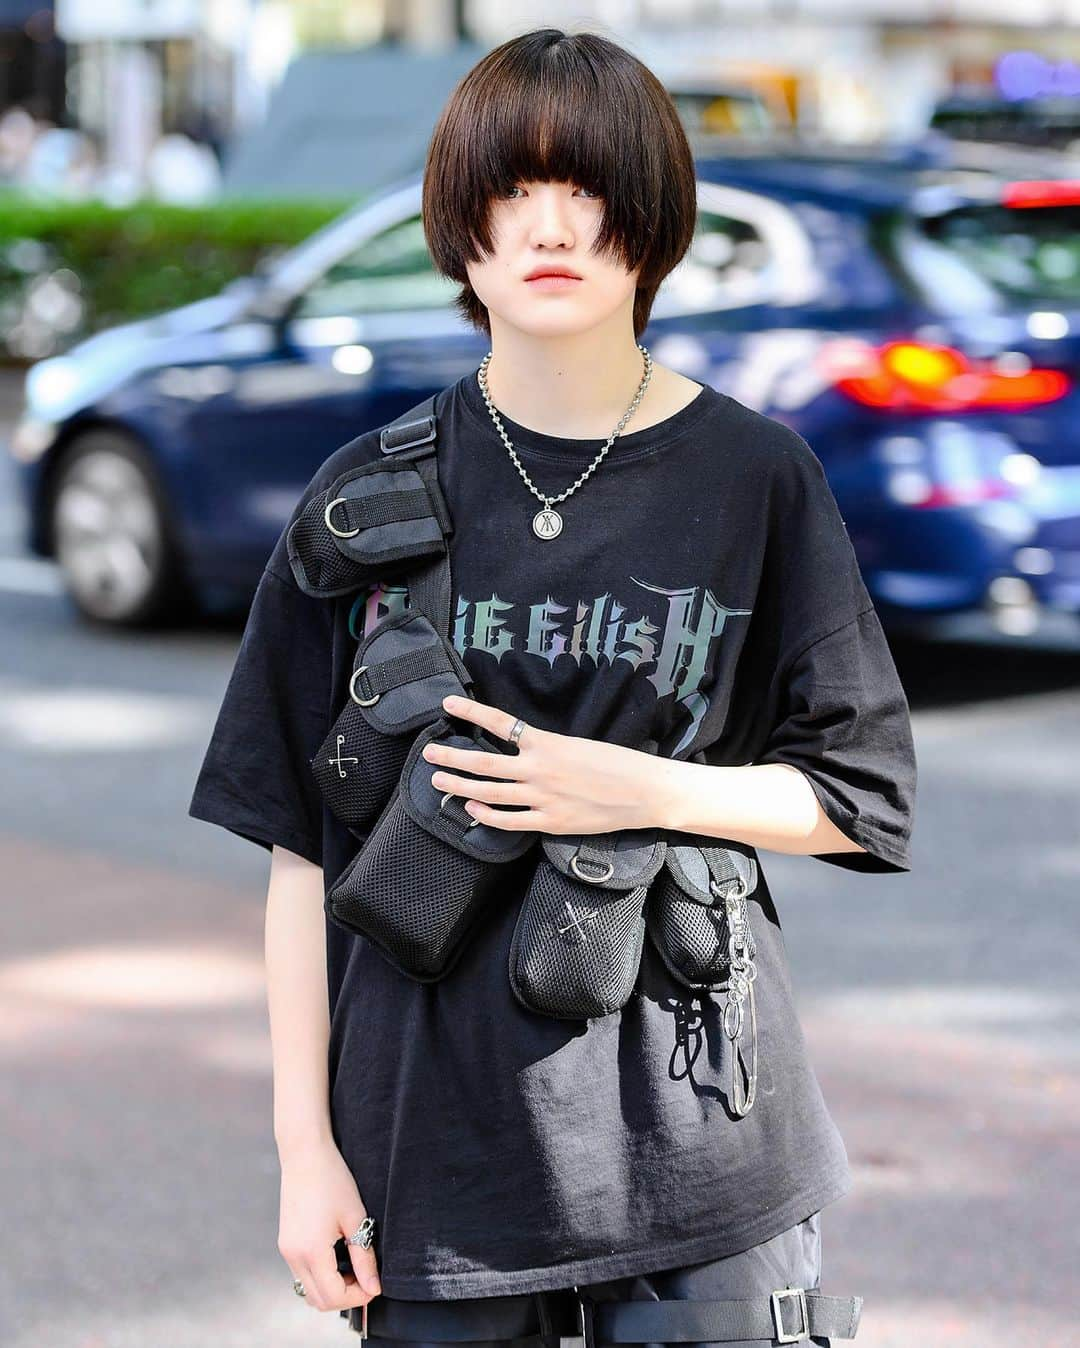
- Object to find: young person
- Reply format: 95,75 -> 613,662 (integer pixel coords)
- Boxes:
189,26 -> 916,1348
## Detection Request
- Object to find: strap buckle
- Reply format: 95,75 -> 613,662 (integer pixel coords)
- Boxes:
770,1287 -> 808,1342
380,414 -> 437,455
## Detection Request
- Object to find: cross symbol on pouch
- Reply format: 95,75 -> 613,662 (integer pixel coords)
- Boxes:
328,734 -> 358,779
558,900 -> 599,943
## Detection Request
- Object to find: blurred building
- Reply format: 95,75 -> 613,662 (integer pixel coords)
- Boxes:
2,0 -> 1076,201
0,3 -> 64,125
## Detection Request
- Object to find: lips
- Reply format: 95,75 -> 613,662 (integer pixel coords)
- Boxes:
524,268 -> 582,281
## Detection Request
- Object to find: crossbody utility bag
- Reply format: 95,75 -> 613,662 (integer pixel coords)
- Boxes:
289,394 -> 764,1115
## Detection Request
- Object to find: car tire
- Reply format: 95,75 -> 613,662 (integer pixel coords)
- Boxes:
49,430 -> 197,628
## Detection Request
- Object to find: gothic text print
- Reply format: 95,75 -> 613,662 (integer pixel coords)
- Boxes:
349,577 -> 752,754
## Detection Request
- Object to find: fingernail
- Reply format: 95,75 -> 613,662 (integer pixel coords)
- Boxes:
364,1276 -> 381,1295
443,696 -> 457,709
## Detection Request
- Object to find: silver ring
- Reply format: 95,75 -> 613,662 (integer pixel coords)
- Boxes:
293,1278 -> 306,1297
508,717 -> 527,746
569,853 -> 614,884
349,665 -> 380,706
348,1216 -> 377,1248
324,496 -> 360,538
441,789 -> 480,827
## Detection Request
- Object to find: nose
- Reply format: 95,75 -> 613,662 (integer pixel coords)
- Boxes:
526,183 -> 576,248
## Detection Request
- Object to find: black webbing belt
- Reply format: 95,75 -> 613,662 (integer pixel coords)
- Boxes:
340,1294 -> 553,1345
586,1287 -> 862,1343
341,1284 -> 862,1344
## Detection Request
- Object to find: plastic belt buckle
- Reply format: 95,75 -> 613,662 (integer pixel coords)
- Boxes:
770,1286 -> 809,1343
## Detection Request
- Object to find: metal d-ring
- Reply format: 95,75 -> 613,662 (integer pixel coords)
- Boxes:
349,665 -> 380,706
324,496 -> 360,539
441,789 -> 480,827
569,853 -> 614,884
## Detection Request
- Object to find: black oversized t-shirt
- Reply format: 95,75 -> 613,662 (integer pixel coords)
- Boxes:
189,369 -> 917,1299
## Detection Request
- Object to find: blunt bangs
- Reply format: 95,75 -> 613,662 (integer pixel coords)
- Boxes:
422,27 -> 698,338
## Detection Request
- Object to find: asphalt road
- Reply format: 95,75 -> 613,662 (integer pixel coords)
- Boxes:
0,369 -> 1077,1348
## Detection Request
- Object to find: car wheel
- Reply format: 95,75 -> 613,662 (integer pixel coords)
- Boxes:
49,431 -> 195,627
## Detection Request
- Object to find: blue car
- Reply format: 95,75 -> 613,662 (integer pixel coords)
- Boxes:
10,148 -> 1080,636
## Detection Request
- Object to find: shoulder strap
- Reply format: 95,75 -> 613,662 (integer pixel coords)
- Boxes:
375,392 -> 452,635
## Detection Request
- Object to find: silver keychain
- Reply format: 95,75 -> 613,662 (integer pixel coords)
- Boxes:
720,886 -> 759,1117
477,345 -> 653,540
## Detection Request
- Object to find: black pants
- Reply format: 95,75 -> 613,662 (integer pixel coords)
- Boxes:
343,1210 -> 832,1347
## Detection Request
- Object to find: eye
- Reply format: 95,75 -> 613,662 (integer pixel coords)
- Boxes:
575,185 -> 602,199
503,184 -> 525,199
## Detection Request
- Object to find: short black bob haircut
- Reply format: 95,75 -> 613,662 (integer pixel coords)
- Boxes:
422,27 -> 698,340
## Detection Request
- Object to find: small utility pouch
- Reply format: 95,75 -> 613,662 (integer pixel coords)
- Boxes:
326,713 -> 539,982
287,454 -> 451,599
645,841 -> 761,1115
508,829 -> 668,1020
311,608 -> 473,832
645,843 -> 758,990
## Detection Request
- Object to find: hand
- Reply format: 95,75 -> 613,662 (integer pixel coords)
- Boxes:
424,694 -> 676,835
277,1136 -> 381,1314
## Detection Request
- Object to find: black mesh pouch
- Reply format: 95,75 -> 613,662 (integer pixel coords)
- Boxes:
644,842 -> 759,991
507,829 -> 668,1020
646,841 -> 761,1115
310,608 -> 473,831
287,456 -> 451,599
326,713 -> 539,981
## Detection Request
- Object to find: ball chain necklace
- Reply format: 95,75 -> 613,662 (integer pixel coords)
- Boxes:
477,343 -> 653,540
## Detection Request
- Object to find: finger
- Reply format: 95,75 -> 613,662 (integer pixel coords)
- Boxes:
315,1239 -> 367,1313
463,798 -> 545,830
432,772 -> 534,806
422,742 -> 528,780
295,1258 -> 332,1311
340,1213 -> 381,1298
345,1235 -> 381,1299
284,1261 -> 310,1306
443,694 -> 531,746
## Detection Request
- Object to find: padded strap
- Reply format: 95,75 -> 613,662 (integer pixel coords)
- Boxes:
325,481 -> 435,536
351,638 -> 462,703
587,1288 -> 863,1343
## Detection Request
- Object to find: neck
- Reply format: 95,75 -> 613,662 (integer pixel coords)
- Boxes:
481,312 -> 649,439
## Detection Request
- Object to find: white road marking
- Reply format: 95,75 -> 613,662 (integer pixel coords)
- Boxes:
0,686 -> 210,750
0,556 -> 65,596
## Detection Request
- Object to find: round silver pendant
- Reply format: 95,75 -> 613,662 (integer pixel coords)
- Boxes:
532,507 -> 563,539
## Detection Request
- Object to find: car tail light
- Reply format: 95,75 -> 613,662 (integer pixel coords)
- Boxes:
820,339 -> 1071,412
1000,180 -> 1080,209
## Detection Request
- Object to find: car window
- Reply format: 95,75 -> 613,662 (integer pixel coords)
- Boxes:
886,202 -> 1080,311
291,214 -> 457,318
658,207 -> 778,313
920,203 -> 1080,303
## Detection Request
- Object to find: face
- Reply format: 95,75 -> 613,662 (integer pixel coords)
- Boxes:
465,179 -> 640,338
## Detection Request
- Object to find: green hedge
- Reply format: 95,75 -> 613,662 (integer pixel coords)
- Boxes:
0,191 -> 361,360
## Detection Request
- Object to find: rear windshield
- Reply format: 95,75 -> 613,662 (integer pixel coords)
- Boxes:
883,202 -> 1080,312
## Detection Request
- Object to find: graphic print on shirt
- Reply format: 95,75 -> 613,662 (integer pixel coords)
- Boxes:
348,576 -> 752,755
